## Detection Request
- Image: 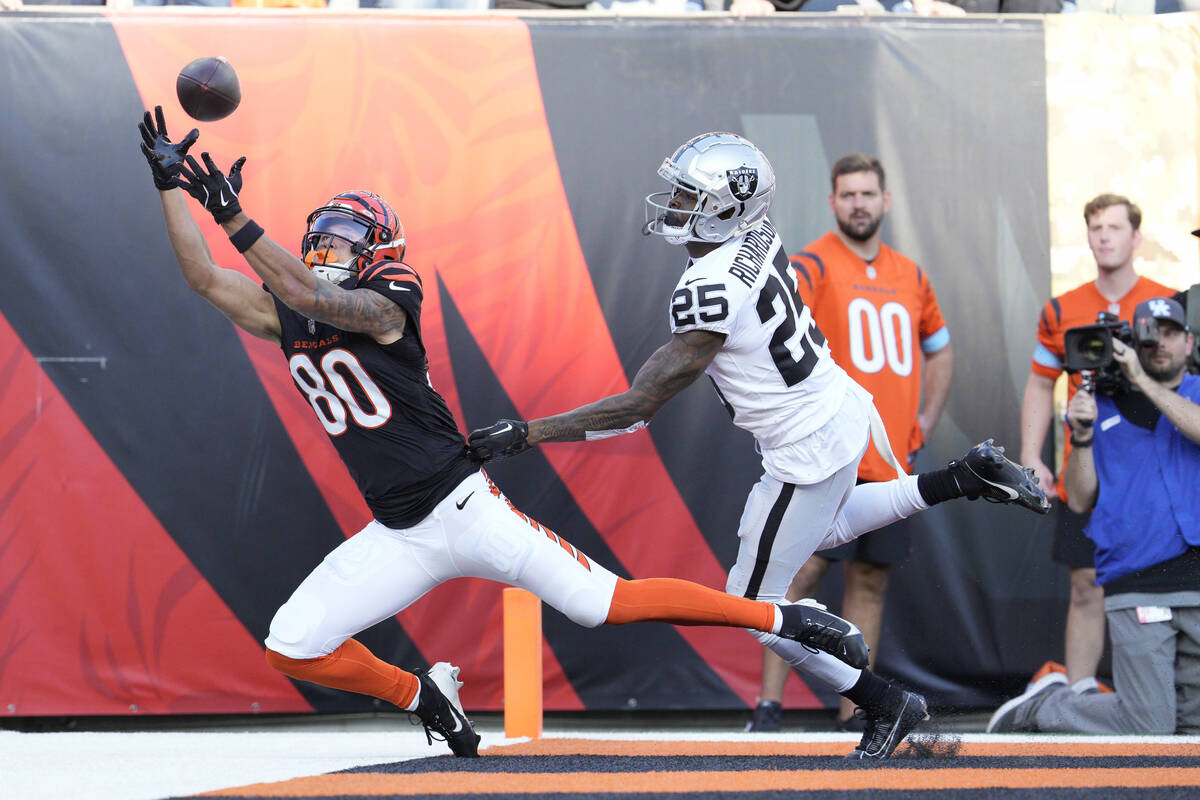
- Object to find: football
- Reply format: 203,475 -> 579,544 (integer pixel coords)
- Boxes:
176,56 -> 241,122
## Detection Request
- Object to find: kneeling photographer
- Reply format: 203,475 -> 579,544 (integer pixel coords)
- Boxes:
989,297 -> 1200,734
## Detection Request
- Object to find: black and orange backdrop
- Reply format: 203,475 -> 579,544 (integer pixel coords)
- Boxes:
0,10 -> 1067,717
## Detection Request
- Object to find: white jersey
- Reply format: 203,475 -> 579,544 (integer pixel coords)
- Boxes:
668,217 -> 871,483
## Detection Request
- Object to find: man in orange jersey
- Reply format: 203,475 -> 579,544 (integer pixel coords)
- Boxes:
1019,193 -> 1176,696
747,154 -> 952,732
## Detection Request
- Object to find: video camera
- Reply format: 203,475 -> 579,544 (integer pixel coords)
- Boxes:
1063,311 -> 1161,395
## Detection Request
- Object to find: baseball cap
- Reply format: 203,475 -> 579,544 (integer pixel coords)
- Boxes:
1133,296 -> 1187,330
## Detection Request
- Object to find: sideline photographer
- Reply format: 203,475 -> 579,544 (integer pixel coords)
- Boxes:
989,297 -> 1200,734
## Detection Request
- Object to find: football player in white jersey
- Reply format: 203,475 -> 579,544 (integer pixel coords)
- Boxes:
469,132 -> 1049,760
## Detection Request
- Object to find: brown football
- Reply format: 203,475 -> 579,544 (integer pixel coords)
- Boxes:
176,56 -> 241,122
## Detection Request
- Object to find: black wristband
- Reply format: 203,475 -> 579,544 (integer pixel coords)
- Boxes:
1070,435 -> 1093,448
229,220 -> 264,253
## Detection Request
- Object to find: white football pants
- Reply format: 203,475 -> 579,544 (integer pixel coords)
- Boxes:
726,452 -> 929,693
265,470 -> 619,659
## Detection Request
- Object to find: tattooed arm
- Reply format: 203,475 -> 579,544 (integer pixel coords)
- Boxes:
220,212 -> 407,345
527,329 -> 725,445
158,191 -> 282,343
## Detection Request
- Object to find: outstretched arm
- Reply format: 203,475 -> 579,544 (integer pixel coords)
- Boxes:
175,151 -> 406,345
160,191 -> 281,343
467,330 -> 725,461
528,329 -> 725,444
220,211 -> 406,344
139,106 -> 279,343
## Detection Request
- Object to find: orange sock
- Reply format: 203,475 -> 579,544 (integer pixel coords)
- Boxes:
265,638 -> 420,709
604,578 -> 775,632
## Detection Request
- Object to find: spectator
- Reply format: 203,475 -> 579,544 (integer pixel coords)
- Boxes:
492,0 -> 698,8
990,297 -> 1200,734
747,154 -> 952,733
725,0 -> 967,14
1019,194 -> 1175,695
361,0 -> 490,8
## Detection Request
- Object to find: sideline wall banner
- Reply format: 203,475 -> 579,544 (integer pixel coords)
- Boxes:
3,11 -> 1187,717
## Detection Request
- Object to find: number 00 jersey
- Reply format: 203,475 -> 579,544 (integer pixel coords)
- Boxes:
669,218 -> 865,483
273,261 -> 476,529
790,232 -> 948,481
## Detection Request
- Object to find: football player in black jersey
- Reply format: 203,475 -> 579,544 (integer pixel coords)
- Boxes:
139,108 -> 879,756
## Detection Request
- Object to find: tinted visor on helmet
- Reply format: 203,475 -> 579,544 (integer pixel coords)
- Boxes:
302,210 -> 372,257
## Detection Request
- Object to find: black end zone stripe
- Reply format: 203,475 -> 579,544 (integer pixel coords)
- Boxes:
743,482 -> 794,599
345,754 -> 1200,774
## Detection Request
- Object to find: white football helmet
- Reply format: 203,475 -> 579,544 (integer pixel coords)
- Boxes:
644,132 -> 776,245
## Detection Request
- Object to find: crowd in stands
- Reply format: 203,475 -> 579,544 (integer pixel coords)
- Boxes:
4,0 -> 1192,15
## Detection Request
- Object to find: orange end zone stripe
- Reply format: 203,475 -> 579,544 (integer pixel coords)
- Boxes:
205,767 -> 1200,797
481,738 -> 1200,758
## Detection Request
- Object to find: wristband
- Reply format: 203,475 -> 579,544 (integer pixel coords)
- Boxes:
1070,435 -> 1093,448
229,220 -> 264,253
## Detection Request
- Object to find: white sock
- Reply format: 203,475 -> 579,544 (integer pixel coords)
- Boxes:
406,683 -> 421,712
819,474 -> 928,550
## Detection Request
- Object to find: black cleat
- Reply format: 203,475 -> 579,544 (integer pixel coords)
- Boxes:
745,700 -> 782,732
778,599 -> 870,669
412,662 -> 481,757
847,682 -> 929,760
949,439 -> 1050,514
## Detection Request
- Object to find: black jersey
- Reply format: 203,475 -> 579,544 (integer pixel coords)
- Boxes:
273,261 -> 476,529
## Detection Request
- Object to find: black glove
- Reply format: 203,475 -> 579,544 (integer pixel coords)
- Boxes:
467,420 -> 531,462
176,152 -> 247,224
138,106 -> 199,191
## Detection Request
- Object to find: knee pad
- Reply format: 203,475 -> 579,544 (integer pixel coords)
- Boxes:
264,592 -> 329,659
453,519 -> 535,582
725,564 -> 751,598
561,586 -> 611,629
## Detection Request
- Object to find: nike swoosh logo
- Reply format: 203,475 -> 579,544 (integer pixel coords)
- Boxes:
685,276 -> 705,285
389,282 -> 412,292
984,480 -> 1019,500
495,422 -> 513,435
218,189 -> 228,206
455,492 -> 474,510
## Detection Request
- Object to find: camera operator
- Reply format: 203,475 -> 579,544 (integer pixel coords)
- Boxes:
989,297 -> 1200,734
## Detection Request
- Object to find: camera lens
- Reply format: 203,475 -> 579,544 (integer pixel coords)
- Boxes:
1080,336 -> 1106,364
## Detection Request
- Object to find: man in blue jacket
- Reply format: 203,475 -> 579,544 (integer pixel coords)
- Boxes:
989,296 -> 1200,734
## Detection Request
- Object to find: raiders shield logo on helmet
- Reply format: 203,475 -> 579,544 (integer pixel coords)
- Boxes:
727,167 -> 759,201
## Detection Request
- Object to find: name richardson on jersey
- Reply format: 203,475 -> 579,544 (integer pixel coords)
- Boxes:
728,219 -> 777,289
293,334 -> 342,350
